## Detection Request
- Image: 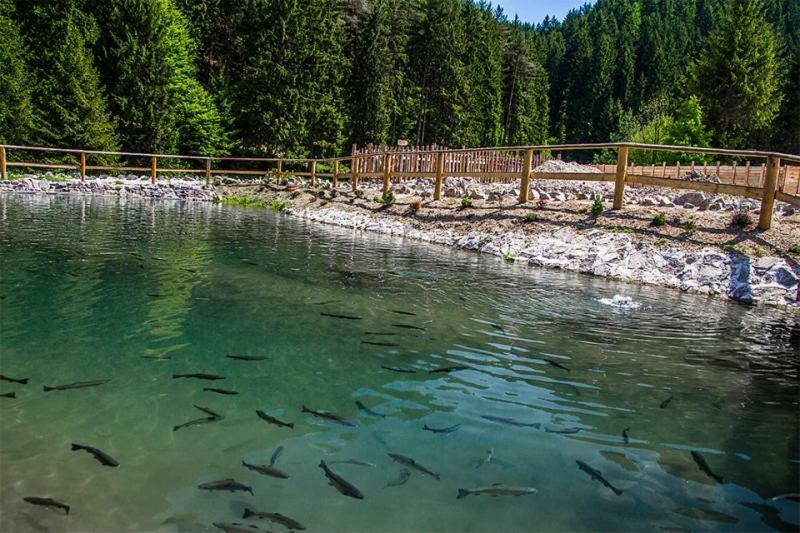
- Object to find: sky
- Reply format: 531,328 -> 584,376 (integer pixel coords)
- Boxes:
494,1 -> 596,25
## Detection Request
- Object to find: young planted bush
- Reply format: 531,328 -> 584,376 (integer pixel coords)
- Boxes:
591,196 -> 603,217
730,209 -> 753,228
268,200 -> 290,212
220,195 -> 266,208
651,213 -> 667,227
461,197 -> 473,208
525,213 -> 538,223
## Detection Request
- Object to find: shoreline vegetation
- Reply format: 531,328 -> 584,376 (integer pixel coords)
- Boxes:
3,172 -> 798,308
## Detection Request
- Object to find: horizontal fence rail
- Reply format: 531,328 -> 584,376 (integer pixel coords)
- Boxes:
1,142 -> 798,230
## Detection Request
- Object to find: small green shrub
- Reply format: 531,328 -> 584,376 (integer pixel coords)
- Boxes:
651,213 -> 667,227
722,244 -> 736,252
354,189 -> 364,198
504,252 -> 517,263
114,179 -> 124,186
220,196 -> 266,208
320,200 -> 328,206
655,237 -> 667,247
461,197 -> 473,208
730,209 -> 753,228
525,213 -> 538,223
268,200 -> 290,212
789,244 -> 800,254
591,196 -> 603,217
683,220 -> 698,232
752,245 -> 765,257
377,191 -> 395,206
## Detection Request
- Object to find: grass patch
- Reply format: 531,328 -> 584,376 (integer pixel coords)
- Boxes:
651,213 -> 666,227
789,244 -> 800,254
461,197 -> 473,208
375,191 -> 395,206
683,220 -> 698,233
504,252 -> 517,263
525,213 -> 538,223
220,196 -> 266,208
268,200 -> 290,212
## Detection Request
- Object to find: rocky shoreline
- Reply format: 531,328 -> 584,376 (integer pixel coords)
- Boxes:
2,171 -> 798,308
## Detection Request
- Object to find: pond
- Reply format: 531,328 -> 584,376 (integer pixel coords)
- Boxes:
0,193 -> 798,532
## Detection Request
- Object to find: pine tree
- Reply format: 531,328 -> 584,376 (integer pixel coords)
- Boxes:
693,0 -> 782,148
0,0 -> 34,144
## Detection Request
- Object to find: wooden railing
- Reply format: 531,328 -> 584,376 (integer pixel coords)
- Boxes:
1,142 -> 798,230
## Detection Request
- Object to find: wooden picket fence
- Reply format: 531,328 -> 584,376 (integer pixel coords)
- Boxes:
1,142 -> 798,230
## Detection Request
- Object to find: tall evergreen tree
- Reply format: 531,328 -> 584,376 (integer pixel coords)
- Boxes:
0,0 -> 34,143
693,0 -> 782,147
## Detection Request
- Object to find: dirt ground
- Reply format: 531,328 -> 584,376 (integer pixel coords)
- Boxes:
217,182 -> 800,262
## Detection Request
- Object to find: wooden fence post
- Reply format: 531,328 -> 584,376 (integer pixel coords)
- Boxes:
333,159 -> 339,188
382,153 -> 392,195
150,155 -> 157,185
434,152 -> 445,201
518,148 -> 534,203
310,161 -> 316,186
758,155 -> 779,231
277,160 -> 283,182
80,152 -> 86,182
205,158 -> 211,185
613,146 -> 629,210
0,146 -> 6,180
352,156 -> 359,192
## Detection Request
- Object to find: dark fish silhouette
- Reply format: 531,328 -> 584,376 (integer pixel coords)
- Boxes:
198,478 -> 253,495
23,497 -> 70,514
0,392 -> 15,399
363,331 -> 397,336
173,373 -> 225,380
242,260 -> 259,266
355,400 -> 386,418
71,443 -> 119,467
660,396 -> 673,408
429,366 -> 469,374
622,427 -> 630,444
243,508 -> 306,530
242,459 -> 289,479
43,379 -> 110,392
544,359 -> 570,372
690,451 -> 723,483
193,405 -> 222,418
390,310 -> 416,316
173,405 -> 223,431
362,341 -> 399,347
545,427 -> 581,434
320,312 -> 362,320
381,365 -> 416,374
771,493 -> 800,502
457,484 -> 537,498
319,460 -> 364,499
386,469 -> 411,487
391,324 -> 426,331
256,410 -> 294,429
423,423 -> 461,434
388,453 -> 440,480
269,446 -> 284,466
203,387 -> 238,395
481,415 -> 540,428
312,300 -> 343,305
576,460 -> 623,495
213,522 -> 265,533
141,355 -> 171,360
0,374 -> 28,385
226,355 -> 268,361
330,459 -> 376,467
302,405 -> 355,427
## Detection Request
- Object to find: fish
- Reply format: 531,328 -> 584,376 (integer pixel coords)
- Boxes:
198,478 -> 253,495
362,341 -> 399,347
690,451 -> 723,483
173,373 -> 225,380
242,459 -> 289,479
544,359 -> 571,372
388,453 -> 440,480
481,415 -> 540,428
173,405 -> 223,431
242,260 -> 259,266
0,392 -> 15,399
184,268 -> 198,273
312,300 -> 343,305
660,396 -> 673,408
381,365 -> 416,374
386,469 -> 411,487
23,497 -> 70,514
429,366 -> 469,374
193,405 -> 223,418
391,324 -> 426,331
476,448 -> 494,469
355,400 -> 386,418
330,459 -> 376,468
576,460 -> 623,496
203,387 -> 238,395
319,460 -> 364,499
622,427 -> 630,444
0,374 -> 28,385
302,405 -> 355,427
213,522 -> 264,533
390,310 -> 416,316
256,410 -> 294,429
771,493 -> 800,502
242,508 -> 306,530
423,423 -> 461,434
363,332 -> 397,336
269,446 -> 284,466
545,427 -> 582,434
43,379 -> 110,392
226,355 -> 268,361
141,355 -> 171,360
71,443 -> 119,467
457,484 -> 538,499
320,312 -> 362,320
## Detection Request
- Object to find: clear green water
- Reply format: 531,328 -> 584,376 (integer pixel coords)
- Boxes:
0,193 -> 798,533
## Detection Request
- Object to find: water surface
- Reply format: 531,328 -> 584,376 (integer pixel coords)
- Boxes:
1,193 -> 798,532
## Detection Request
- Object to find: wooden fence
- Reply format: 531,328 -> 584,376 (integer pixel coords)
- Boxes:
1,142 -> 798,230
